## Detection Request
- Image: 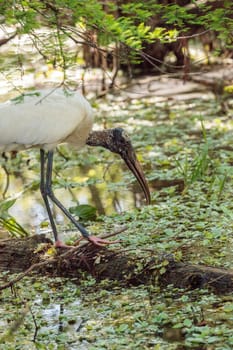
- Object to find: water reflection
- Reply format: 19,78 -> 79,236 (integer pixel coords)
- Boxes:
0,155 -> 146,236
33,298 -> 89,349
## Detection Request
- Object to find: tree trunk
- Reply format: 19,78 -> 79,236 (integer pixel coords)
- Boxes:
0,235 -> 233,294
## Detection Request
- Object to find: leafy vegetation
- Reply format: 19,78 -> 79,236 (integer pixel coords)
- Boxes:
0,278 -> 233,349
1,1 -> 233,349
1,90 -> 233,348
0,0 -> 232,78
0,198 -> 28,237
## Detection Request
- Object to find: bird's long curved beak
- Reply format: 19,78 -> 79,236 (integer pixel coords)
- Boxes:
122,151 -> 151,205
86,129 -> 151,204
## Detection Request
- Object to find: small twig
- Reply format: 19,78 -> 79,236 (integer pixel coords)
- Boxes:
35,86 -> 63,105
99,226 -> 128,240
29,306 -> 39,342
0,259 -> 56,291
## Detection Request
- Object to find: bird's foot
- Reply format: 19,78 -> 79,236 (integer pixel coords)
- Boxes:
87,235 -> 120,247
54,240 -> 74,249
55,236 -> 120,249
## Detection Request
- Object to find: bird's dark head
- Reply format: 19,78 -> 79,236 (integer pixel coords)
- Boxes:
86,127 -> 151,204
103,128 -> 134,155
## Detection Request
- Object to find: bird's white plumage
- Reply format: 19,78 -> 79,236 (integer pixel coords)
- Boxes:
0,89 -> 94,152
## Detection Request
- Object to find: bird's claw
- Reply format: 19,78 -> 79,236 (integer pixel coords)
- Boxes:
88,235 -> 120,247
54,236 -> 120,249
54,240 -> 74,249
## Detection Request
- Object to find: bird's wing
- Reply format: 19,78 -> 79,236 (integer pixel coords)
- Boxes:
0,90 -> 93,151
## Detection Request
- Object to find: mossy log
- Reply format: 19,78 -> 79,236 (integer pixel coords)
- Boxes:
0,235 -> 233,294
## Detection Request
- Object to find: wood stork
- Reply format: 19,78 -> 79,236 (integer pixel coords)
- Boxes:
0,89 -> 150,247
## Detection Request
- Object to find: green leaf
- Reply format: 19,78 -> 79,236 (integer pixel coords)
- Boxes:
183,319 -> 192,327
69,204 -> 97,221
0,198 -> 17,212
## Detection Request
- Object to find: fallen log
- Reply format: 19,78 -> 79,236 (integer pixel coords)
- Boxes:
0,235 -> 233,294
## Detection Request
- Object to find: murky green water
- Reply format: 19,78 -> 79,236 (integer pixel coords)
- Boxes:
0,152 -> 147,240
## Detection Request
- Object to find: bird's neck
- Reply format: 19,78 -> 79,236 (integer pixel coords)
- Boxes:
86,130 -> 113,150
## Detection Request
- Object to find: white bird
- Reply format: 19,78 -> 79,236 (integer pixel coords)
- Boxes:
0,89 -> 150,247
